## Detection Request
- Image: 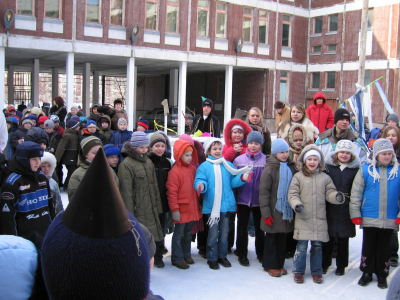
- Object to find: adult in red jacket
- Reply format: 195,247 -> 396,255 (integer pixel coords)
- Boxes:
306,92 -> 334,134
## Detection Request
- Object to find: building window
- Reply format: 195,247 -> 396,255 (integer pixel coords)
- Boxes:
110,0 -> 124,26
312,46 -> 321,53
368,8 -> 373,28
311,72 -> 320,89
215,2 -> 227,39
328,14 -> 338,32
282,15 -> 291,47
364,70 -> 371,86
280,71 -> 289,102
314,17 -> 323,34
326,44 -> 337,52
166,0 -> 179,33
326,72 -> 336,89
17,0 -> 35,16
197,0 -> 209,36
259,10 -> 268,44
86,0 -> 101,23
243,7 -> 253,42
146,0 -> 158,31
45,0 -> 62,19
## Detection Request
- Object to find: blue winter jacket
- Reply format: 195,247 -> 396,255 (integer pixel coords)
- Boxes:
110,129 -> 133,149
194,155 -> 246,214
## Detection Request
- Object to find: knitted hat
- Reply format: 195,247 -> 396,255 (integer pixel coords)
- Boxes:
203,98 -> 213,109
30,107 -> 42,116
15,142 -> 44,171
179,134 -> 195,146
70,115 -> 80,121
103,144 -> 121,157
334,139 -> 355,157
50,115 -> 60,123
131,131 -> 149,147
271,138 -> 289,155
118,118 -> 127,125
86,120 -> 97,128
38,116 -> 49,125
387,114 -> 400,124
100,117 -> 110,124
149,133 -> 166,148
41,149 -> 150,299
303,149 -> 321,162
274,101 -> 285,110
137,119 -> 149,130
114,99 -> 123,106
182,145 -> 193,155
22,118 -> 33,126
71,105 -> 79,111
247,131 -> 263,145
79,116 -> 88,124
44,120 -> 55,129
231,125 -> 244,132
91,103 -> 100,109
66,119 -> 80,129
204,137 -> 223,154
334,108 -> 351,124
7,105 -> 15,111
368,138 -> 399,183
80,136 -> 103,157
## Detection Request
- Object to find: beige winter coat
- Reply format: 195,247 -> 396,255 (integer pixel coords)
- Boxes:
288,145 -> 343,242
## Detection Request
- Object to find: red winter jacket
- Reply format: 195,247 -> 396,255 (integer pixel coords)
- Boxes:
222,119 -> 252,162
306,92 -> 334,134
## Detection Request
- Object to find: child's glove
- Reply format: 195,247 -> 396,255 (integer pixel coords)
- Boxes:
352,217 -> 362,225
336,193 -> 344,203
263,216 -> 274,226
172,211 -> 181,222
295,205 -> 304,213
241,172 -> 253,183
396,218 -> 400,225
197,183 -> 204,197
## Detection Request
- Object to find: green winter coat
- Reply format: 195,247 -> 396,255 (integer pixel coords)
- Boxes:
118,142 -> 164,242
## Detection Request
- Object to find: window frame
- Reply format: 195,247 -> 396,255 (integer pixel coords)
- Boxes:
145,0 -> 159,31
197,0 -> 210,37
166,0 -> 179,33
328,14 -> 338,32
313,16 -> 323,34
242,7 -> 253,43
367,8 -> 374,28
326,44 -> 337,53
215,2 -> 227,39
325,72 -> 336,89
109,0 -> 125,27
258,9 -> 268,44
312,45 -> 321,53
282,14 -> 291,47
85,0 -> 102,24
17,0 -> 35,17
279,71 -> 289,102
311,72 -> 320,89
44,0 -> 62,19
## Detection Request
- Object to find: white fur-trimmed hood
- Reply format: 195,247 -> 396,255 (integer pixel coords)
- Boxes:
279,117 -> 319,144
41,151 -> 57,177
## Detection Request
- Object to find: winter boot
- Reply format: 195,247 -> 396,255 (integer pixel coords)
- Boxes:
312,274 -> 323,284
207,260 -> 220,270
377,277 -> 388,289
358,273 -> 373,287
218,258 -> 232,268
294,274 -> 304,284
335,267 -> 345,276
154,257 -> 165,268
184,257 -> 195,264
238,256 -> 250,267
172,261 -> 189,270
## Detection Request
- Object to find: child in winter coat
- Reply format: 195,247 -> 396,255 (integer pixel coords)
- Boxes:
259,138 -> 297,277
44,120 -> 61,154
288,144 -> 344,284
194,138 -> 251,270
233,131 -> 267,266
103,144 -> 121,175
322,140 -> 360,276
222,119 -> 252,162
98,115 -> 112,144
80,121 -> 106,145
166,140 -> 202,269
287,124 -> 307,169
118,131 -> 165,268
350,138 -> 400,289
110,118 -> 133,149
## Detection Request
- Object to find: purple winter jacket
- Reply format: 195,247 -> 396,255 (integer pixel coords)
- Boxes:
233,150 -> 267,207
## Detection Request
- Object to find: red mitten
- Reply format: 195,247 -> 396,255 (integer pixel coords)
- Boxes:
395,218 -> 400,225
352,217 -> 362,225
263,216 -> 274,226
246,172 -> 253,183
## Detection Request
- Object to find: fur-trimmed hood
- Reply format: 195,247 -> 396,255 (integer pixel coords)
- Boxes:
40,152 -> 57,177
96,114 -> 112,131
279,117 -> 319,144
148,131 -> 172,159
121,141 -> 148,161
298,144 -> 326,171
287,123 -> 307,151
325,152 -> 361,169
223,119 -> 252,147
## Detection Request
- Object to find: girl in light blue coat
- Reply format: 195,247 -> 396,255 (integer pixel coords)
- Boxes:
194,138 -> 251,270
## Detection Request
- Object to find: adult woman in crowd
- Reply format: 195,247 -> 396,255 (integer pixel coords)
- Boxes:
49,96 -> 67,128
245,107 -> 271,155
277,104 -> 318,145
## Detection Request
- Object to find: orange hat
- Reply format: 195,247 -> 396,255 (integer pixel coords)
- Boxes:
182,145 -> 193,155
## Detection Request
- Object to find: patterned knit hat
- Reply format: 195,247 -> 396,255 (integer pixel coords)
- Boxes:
66,119 -> 79,129
137,119 -> 149,130
334,139 -> 355,157
44,120 -> 55,129
86,120 -> 97,128
41,149 -> 150,299
368,138 -> 399,183
271,138 -> 289,155
149,133 -> 166,148
131,131 -> 149,147
80,136 -> 103,157
118,118 -> 127,125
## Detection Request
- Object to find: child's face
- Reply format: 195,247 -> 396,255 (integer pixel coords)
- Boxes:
23,123 -> 32,130
31,120 -> 36,126
40,162 -> 51,177
136,145 -> 149,154
275,151 -> 289,162
337,151 -> 351,163
45,128 -> 54,134
115,103 -> 122,110
386,129 -> 398,146
85,145 -> 102,162
388,120 -> 398,126
39,124 -> 44,129
210,143 -> 222,158
119,122 -> 127,131
151,142 -> 166,156
247,141 -> 261,153
101,122 -> 108,129
30,157 -> 41,172
291,107 -> 303,122
137,125 -> 146,132
71,108 -> 78,115
336,119 -> 350,131
107,155 -> 119,168
231,129 -> 244,142
88,126 -> 97,134
181,151 -> 193,164
54,122 -> 59,128
92,107 -> 98,114
39,143 -> 47,150
294,138 -> 303,148
305,155 -> 319,170
377,151 -> 393,165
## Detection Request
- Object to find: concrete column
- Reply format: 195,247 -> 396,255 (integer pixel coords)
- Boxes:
7,65 -> 14,105
52,67 -> 59,99
177,61 -> 187,135
31,59 -> 39,107
169,69 -> 179,106
101,75 -> 106,105
66,53 -> 74,112
92,70 -> 99,104
82,63 -> 90,116
224,65 -> 233,128
126,58 -> 136,131
0,47 -> 5,111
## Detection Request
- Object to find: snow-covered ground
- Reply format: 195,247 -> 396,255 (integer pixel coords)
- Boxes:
61,191 -> 395,300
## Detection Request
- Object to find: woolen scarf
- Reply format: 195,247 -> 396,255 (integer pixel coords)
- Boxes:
275,162 -> 293,222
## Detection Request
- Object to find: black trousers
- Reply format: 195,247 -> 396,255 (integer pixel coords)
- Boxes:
197,214 -> 209,251
154,239 -> 165,260
391,230 -> 399,262
286,231 -> 297,253
56,162 -> 63,187
322,235 -> 349,268
262,232 -> 287,270
236,205 -> 263,258
228,213 -> 236,249
360,227 -> 393,278
63,165 -> 77,191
